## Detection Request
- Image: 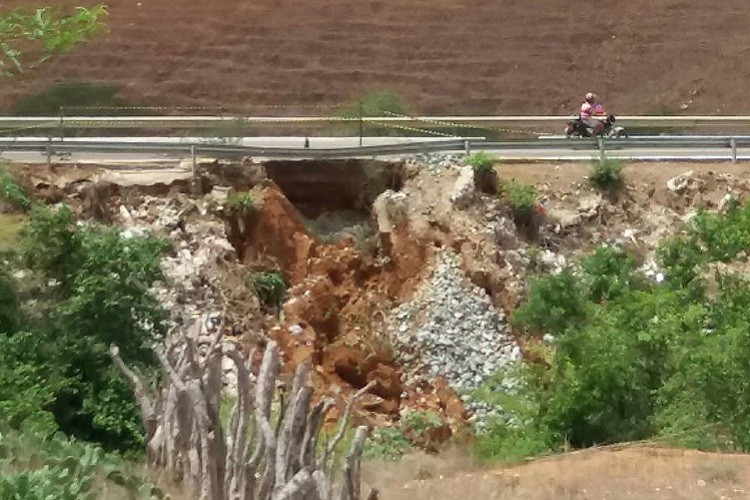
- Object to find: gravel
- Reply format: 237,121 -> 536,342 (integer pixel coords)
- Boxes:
386,250 -> 520,428
404,152 -> 466,172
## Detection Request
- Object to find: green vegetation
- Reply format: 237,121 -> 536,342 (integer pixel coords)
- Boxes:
468,151 -> 498,194
227,190 -> 260,216
0,428 -> 161,499
351,90 -> 410,118
0,214 -> 24,251
467,151 -> 494,173
338,90 -> 411,136
502,180 -> 539,223
1,205 -> 167,454
0,167 -> 31,211
10,82 -> 130,116
476,202 -> 750,463
364,410 -> 443,461
252,271 -> 287,309
589,156 -> 624,191
1,5 -> 107,77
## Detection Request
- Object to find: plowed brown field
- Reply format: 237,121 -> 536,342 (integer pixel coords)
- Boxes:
3,0 -> 750,114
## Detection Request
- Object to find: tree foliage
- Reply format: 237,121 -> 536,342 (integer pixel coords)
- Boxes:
479,208 -> 750,461
1,205 -> 167,453
1,5 -> 107,77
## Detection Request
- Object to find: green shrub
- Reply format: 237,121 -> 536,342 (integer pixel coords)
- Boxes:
477,206 -> 750,462
227,191 -> 259,216
12,205 -> 168,452
364,426 -> 413,461
512,269 -> 589,335
354,90 -> 409,118
0,168 -> 31,211
502,180 -> 539,221
363,409 -> 443,461
467,151 -> 494,173
10,82 -> 129,116
0,428 -> 161,499
580,246 -> 640,302
468,151 -> 498,194
253,271 -> 286,308
589,156 -> 624,190
338,90 -> 411,136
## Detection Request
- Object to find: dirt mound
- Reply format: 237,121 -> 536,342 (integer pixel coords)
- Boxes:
4,0 -> 750,115
366,446 -> 750,500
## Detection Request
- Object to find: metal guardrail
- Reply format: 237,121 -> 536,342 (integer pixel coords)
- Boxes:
5,115 -> 750,130
0,138 -> 473,159
1,136 -> 749,162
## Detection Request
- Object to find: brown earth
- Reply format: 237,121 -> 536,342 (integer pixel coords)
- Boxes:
3,0 -> 750,115
364,445 -> 750,499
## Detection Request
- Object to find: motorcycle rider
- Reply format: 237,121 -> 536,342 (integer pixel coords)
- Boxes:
580,92 -> 607,136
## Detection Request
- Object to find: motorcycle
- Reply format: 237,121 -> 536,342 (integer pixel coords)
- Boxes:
565,114 -> 628,139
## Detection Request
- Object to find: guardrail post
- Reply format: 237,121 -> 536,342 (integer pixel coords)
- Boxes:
190,145 -> 197,175
46,137 -> 52,165
464,140 -> 471,155
731,137 -> 738,163
59,107 -> 65,140
358,102 -> 364,147
597,137 -> 606,160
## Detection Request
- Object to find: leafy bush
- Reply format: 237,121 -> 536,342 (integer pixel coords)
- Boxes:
7,205 -> 168,452
227,191 -> 260,216
363,409 -> 444,461
1,5 -> 107,78
467,151 -> 494,174
468,151 -> 498,194
253,271 -> 287,308
364,427 -> 413,461
502,180 -> 539,222
589,156 -> 624,190
0,167 -> 31,211
512,269 -> 589,335
0,428 -> 160,499
480,216 -> 750,462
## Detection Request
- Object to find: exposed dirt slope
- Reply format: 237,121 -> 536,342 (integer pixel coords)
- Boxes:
3,0 -> 750,114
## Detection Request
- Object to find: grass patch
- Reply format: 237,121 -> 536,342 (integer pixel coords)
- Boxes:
0,214 -> 25,251
9,82 -> 132,116
252,271 -> 287,309
697,459 -> 740,483
589,156 -> 624,191
0,168 -> 31,211
226,191 -> 260,216
336,90 -> 413,136
468,151 -> 498,194
502,180 -> 539,225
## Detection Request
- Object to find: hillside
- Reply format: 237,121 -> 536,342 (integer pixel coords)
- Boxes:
3,0 -> 750,114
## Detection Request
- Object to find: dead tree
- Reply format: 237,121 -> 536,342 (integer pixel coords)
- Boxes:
110,319 -> 374,500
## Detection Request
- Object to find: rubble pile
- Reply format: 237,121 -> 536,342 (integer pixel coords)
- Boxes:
117,191 -> 262,395
387,251 -> 520,426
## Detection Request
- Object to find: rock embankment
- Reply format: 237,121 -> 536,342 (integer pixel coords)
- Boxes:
387,251 -> 520,427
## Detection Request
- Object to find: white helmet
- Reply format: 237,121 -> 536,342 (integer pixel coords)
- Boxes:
585,92 -> 597,103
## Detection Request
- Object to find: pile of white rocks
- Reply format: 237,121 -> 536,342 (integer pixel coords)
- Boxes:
118,192 -> 243,395
386,251 -> 521,428
404,153 -> 466,172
